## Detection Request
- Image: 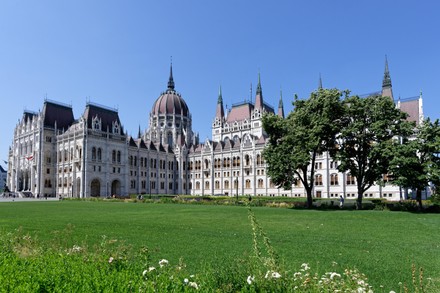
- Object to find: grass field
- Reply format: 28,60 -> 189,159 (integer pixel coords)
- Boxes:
0,200 -> 438,291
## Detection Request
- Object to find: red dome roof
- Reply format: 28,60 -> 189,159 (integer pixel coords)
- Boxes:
152,89 -> 189,117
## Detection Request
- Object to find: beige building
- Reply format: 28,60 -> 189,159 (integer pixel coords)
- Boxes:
7,59 -> 423,200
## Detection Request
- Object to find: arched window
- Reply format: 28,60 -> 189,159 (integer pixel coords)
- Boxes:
205,181 -> 210,189
224,180 -> 229,189
97,148 -> 102,161
196,182 -> 201,190
315,174 -> 323,186
215,180 -> 220,189
245,154 -> 250,166
245,179 -> 251,188
112,150 -> 116,163
330,174 -> 339,186
346,174 -> 356,185
258,179 -> 264,188
256,154 -> 261,165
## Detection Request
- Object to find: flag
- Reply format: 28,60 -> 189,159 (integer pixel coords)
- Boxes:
26,156 -> 33,161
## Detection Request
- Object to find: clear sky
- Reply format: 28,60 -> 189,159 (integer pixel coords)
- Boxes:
1,0 -> 439,167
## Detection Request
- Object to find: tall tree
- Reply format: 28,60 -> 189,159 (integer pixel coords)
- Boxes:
331,94 -> 408,209
389,118 -> 440,210
263,88 -> 345,208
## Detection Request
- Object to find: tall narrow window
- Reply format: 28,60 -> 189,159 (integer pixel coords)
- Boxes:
92,147 -> 96,161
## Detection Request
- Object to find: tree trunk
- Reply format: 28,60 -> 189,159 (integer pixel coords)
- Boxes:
356,188 -> 363,210
306,189 -> 313,209
416,188 -> 423,211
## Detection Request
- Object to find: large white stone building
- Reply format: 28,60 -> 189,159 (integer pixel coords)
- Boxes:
6,60 -> 423,200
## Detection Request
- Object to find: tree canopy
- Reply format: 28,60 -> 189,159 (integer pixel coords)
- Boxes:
330,94 -> 409,209
263,88 -> 345,208
389,118 -> 440,209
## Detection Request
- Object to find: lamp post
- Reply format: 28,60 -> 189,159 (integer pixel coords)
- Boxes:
236,176 -> 239,202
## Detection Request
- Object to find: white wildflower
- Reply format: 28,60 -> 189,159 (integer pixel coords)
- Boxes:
72,245 -> 82,252
389,291 -> 396,293
357,280 -> 365,286
108,257 -> 114,263
330,272 -> 341,279
188,281 -> 198,289
159,259 -> 169,267
357,288 -> 366,293
246,275 -> 255,285
265,271 -> 281,279
301,263 -> 310,271
271,272 -> 281,279
184,278 -> 189,284
142,266 -> 156,277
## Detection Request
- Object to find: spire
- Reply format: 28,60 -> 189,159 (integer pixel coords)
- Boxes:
138,125 -> 141,139
382,55 -> 392,88
318,73 -> 323,89
255,72 -> 264,109
381,55 -> 394,100
217,85 -> 223,104
216,85 -> 225,120
278,88 -> 285,118
167,58 -> 175,90
256,72 -> 262,95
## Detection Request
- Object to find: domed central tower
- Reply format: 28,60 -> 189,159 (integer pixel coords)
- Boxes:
147,63 -> 195,147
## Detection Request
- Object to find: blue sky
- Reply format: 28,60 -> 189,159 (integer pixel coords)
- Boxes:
1,1 -> 439,166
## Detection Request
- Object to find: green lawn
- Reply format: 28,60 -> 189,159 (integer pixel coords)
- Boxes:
0,200 -> 438,291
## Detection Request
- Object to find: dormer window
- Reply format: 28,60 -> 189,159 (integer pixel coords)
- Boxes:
112,121 -> 120,134
92,116 -> 101,131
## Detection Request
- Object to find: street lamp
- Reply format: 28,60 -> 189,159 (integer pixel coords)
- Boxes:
236,176 -> 239,202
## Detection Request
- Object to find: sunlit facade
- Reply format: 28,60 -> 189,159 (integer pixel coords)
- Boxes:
7,60 -> 423,200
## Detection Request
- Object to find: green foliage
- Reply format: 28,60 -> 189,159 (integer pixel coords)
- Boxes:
389,118 -> 440,209
263,88 -> 345,208
332,94 -> 410,209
